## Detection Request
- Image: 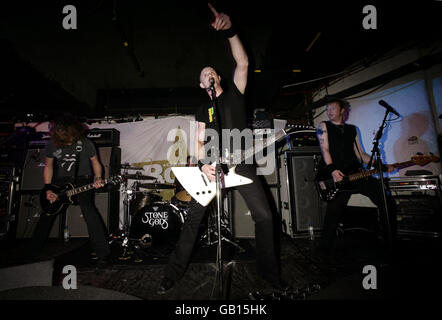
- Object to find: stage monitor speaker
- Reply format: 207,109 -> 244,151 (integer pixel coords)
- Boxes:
16,193 -> 60,239
21,149 -> 46,191
279,149 -> 326,238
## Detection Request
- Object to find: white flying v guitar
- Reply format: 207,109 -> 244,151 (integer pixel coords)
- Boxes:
172,124 -> 314,206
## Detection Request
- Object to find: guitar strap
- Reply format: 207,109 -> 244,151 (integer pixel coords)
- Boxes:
73,140 -> 83,185
353,138 -> 365,169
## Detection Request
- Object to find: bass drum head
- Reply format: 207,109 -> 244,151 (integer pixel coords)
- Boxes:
130,192 -> 163,215
130,202 -> 184,248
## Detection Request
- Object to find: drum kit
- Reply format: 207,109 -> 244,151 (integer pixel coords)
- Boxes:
109,163 -> 242,262
108,163 -> 189,260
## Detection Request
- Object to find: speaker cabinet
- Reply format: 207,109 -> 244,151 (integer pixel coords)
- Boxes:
230,189 -> 254,238
229,161 -> 280,239
66,192 -> 116,238
16,193 -> 60,238
279,149 -> 326,238
21,149 -> 46,191
16,191 -> 119,239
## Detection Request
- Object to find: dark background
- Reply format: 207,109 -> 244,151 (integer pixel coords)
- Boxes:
1,0 -> 441,122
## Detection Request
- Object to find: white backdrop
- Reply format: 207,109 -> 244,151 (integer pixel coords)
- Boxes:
89,116 -> 196,184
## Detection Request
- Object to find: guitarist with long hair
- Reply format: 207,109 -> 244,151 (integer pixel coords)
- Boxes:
316,97 -> 397,260
26,114 -> 111,267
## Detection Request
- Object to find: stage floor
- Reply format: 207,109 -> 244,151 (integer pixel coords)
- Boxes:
1,230 -> 442,301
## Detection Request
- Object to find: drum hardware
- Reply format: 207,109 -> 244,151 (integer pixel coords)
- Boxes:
108,177 -> 147,262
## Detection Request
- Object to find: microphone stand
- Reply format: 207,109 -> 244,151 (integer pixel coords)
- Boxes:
210,83 -> 224,299
367,109 -> 393,256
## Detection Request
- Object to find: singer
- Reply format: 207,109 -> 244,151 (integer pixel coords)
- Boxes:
315,97 -> 398,261
157,3 -> 286,295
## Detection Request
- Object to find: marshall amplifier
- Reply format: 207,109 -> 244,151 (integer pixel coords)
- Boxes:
86,128 -> 120,147
27,132 -> 51,149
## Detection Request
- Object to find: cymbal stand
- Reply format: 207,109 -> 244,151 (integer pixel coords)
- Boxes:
108,176 -> 137,260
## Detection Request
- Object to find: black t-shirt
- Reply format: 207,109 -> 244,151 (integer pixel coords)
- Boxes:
321,121 -> 362,173
44,138 -> 97,180
196,81 -> 248,156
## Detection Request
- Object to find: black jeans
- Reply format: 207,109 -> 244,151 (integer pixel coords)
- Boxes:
164,164 -> 281,286
28,177 -> 111,258
319,177 -> 397,255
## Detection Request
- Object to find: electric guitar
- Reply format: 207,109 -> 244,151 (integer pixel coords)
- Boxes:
172,124 -> 314,206
40,175 -> 122,216
315,154 -> 440,201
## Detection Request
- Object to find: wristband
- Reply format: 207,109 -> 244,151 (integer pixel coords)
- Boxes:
221,25 -> 237,38
325,164 -> 337,176
198,160 -> 205,170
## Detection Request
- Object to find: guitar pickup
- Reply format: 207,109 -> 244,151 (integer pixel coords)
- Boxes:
201,174 -> 208,187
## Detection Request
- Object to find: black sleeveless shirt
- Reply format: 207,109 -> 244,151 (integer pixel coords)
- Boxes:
322,121 -> 362,173
196,82 -> 248,156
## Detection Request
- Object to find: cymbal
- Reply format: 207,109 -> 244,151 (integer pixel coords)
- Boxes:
115,164 -> 144,170
138,183 -> 176,189
122,174 -> 156,180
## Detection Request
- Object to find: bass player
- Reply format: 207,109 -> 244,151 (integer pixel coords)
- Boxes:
315,97 -> 397,260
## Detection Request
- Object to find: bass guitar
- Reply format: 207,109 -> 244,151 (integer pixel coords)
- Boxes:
40,175 -> 122,216
315,154 -> 440,201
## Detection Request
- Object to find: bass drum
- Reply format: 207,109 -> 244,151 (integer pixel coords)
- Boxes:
130,191 -> 163,215
129,202 -> 184,248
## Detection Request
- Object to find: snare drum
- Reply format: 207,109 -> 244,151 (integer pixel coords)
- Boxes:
171,189 -> 192,210
129,202 -> 184,246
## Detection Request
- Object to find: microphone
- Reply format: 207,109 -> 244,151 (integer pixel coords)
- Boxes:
378,100 -> 400,117
209,77 -> 215,89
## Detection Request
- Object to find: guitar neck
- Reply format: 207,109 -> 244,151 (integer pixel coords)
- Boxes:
240,129 -> 287,164
347,160 -> 415,182
67,179 -> 108,197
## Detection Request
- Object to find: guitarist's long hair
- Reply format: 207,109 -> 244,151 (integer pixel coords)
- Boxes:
49,114 -> 86,147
